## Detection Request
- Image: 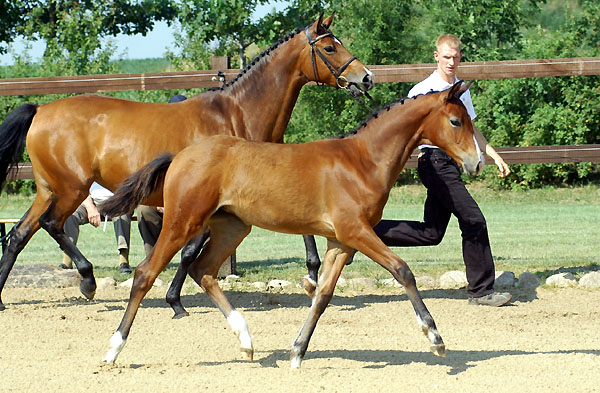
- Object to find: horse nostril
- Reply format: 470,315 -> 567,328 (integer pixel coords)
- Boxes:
476,162 -> 483,174
363,74 -> 371,84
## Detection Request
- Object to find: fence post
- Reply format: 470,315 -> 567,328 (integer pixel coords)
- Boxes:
210,56 -> 230,70
211,55 -> 236,278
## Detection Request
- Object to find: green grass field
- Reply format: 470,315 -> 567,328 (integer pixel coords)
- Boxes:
1,184 -> 598,284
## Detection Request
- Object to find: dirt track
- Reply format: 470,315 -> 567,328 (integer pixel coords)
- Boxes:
1,284 -> 599,393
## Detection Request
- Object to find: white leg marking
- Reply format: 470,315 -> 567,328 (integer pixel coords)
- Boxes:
290,355 -> 302,370
227,310 -> 253,351
416,315 -> 427,329
303,275 -> 317,287
103,331 -> 126,363
416,315 -> 440,343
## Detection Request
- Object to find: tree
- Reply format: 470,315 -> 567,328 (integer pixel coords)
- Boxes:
422,0 -> 546,61
0,1 -> 25,54
172,0 -> 279,69
1,1 -> 177,74
473,1 -> 600,188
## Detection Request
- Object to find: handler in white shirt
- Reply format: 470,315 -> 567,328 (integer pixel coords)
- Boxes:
61,182 -> 133,273
373,34 -> 511,307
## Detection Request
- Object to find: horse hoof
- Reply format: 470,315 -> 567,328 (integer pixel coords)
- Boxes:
241,347 -> 254,361
79,281 -> 96,300
430,343 -> 446,357
172,311 -> 190,320
301,276 -> 316,298
80,281 -> 96,300
290,355 -> 302,370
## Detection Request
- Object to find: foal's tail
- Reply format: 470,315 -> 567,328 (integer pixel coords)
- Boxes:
99,154 -> 174,218
0,104 -> 38,188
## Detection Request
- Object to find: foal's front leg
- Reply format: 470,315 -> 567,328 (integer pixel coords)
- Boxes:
349,227 -> 445,357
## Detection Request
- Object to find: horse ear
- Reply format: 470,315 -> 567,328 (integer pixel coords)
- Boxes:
313,12 -> 324,32
322,12 -> 335,29
445,80 -> 472,101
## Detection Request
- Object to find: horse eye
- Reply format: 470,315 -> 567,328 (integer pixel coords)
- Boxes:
450,119 -> 461,127
324,46 -> 335,54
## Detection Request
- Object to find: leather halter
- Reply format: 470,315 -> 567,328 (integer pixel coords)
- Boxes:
305,26 -> 357,89
304,26 -> 373,110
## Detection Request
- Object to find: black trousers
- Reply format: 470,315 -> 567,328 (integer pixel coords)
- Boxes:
373,148 -> 495,297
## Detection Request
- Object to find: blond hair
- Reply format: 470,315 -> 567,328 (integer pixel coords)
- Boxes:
436,34 -> 462,52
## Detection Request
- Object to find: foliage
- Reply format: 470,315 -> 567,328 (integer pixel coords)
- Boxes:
168,0 -> 281,70
0,1 -> 24,54
473,1 -> 600,188
421,0 -> 546,61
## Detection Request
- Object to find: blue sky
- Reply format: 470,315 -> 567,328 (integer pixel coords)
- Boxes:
0,2 -> 289,66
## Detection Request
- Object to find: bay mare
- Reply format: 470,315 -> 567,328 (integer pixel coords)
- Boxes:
100,82 -> 481,369
0,14 -> 374,314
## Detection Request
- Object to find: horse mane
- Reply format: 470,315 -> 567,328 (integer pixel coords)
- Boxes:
339,89 -> 442,139
206,27 -> 304,93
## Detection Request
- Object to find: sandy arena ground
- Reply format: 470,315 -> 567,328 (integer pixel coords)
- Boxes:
1,284 -> 599,393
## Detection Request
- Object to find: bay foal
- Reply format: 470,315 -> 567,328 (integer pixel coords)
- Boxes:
101,82 -> 481,368
0,14 -> 373,314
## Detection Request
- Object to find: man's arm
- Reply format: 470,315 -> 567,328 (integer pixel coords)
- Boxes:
473,124 -> 510,178
82,195 -> 101,227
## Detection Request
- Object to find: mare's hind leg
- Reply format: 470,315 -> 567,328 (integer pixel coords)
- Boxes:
38,194 -> 97,300
165,229 -> 210,318
301,235 -> 320,298
0,193 -> 51,310
186,213 -> 253,360
291,239 -> 353,369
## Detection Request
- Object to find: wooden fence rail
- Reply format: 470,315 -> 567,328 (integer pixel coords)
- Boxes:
1,57 -> 599,96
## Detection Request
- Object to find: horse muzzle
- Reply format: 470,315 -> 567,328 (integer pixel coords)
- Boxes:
341,69 -> 375,98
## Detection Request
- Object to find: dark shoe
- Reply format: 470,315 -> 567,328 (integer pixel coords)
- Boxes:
468,292 -> 512,307
119,263 -> 132,274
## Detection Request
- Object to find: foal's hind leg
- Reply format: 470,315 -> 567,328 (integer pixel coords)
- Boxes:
0,193 -> 50,310
104,225 -> 193,363
165,230 -> 210,318
186,214 -> 253,360
291,240 -> 352,369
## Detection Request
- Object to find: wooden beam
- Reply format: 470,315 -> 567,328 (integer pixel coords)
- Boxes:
7,145 -> 600,180
404,145 -> 600,168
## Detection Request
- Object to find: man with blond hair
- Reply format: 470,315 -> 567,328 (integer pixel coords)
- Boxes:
374,34 -> 512,306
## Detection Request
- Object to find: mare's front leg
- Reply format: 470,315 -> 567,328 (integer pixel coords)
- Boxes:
165,230 -> 209,318
0,202 -> 47,310
301,234 -> 321,298
291,240 -> 352,369
346,225 -> 445,357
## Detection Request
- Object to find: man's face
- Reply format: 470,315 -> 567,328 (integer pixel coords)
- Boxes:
434,44 -> 462,80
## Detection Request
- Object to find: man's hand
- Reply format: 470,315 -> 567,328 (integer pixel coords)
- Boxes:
495,158 -> 511,178
82,196 -> 101,227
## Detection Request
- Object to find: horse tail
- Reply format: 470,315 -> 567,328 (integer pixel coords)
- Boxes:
0,104 -> 38,188
99,153 -> 174,218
